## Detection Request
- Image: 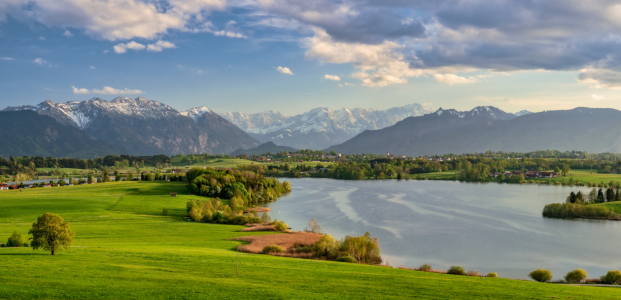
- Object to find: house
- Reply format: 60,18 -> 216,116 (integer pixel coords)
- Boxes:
172,169 -> 182,174
525,171 -> 539,179
611,170 -> 618,174
0,184 -> 8,190
43,184 -> 52,187
170,193 -> 177,197
9,184 -> 18,190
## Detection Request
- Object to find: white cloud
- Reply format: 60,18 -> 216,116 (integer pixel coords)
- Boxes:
71,86 -> 90,94
304,28 -> 422,87
339,82 -> 354,87
577,68 -> 621,89
276,66 -> 294,75
113,41 -> 145,54
213,30 -> 247,38
146,40 -> 176,52
1,57 -> 14,60
89,66 -> 95,69
38,36 -> 46,40
592,94 -> 605,99
103,50 -> 109,54
2,0 -> 227,41
324,74 -> 340,81
33,57 -> 55,67
63,30 -> 74,37
72,86 -> 143,94
433,74 -> 477,85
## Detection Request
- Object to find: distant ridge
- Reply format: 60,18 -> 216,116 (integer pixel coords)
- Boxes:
230,142 -> 298,156
3,97 -> 259,156
325,106 -> 621,156
0,110 -> 126,158
220,103 -> 433,150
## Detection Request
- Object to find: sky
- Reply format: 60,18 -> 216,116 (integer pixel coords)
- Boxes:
0,0 -> 620,116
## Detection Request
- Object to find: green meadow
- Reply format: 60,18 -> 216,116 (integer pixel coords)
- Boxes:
0,182 -> 619,299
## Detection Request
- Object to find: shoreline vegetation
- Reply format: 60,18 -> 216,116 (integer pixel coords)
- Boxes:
2,181 -> 621,299
543,188 -> 621,220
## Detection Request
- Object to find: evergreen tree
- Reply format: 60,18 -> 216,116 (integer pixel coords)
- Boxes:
569,191 -> 577,203
606,187 -> 616,202
597,188 -> 605,203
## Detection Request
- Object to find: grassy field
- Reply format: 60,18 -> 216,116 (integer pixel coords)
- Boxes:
1,182 -> 620,299
171,158 -> 332,168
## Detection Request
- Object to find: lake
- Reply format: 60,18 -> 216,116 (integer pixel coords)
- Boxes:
263,178 -> 619,280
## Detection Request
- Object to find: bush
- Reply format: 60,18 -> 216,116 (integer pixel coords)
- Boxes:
262,244 -> 284,254
6,231 -> 23,247
601,270 -> 621,284
487,272 -> 498,278
447,266 -> 465,275
336,255 -> 357,263
529,269 -> 553,282
419,263 -> 432,272
162,207 -> 168,216
564,268 -> 587,283
273,221 -> 288,232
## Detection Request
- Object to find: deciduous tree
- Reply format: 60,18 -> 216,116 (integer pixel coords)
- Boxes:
28,213 -> 74,255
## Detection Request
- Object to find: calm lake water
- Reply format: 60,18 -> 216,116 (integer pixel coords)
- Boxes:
264,178 -> 618,280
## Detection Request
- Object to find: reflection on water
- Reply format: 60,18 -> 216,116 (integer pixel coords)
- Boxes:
265,178 -> 620,279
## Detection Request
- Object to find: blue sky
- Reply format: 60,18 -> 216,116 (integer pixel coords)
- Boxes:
0,0 -> 620,115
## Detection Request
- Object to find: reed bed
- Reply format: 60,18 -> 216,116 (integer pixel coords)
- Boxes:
237,232 -> 323,254
240,223 -> 277,232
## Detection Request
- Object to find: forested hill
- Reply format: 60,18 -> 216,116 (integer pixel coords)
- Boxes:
230,142 -> 298,156
325,107 -> 621,156
0,111 -> 126,158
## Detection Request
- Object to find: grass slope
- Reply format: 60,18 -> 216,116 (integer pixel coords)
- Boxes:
0,182 -> 619,299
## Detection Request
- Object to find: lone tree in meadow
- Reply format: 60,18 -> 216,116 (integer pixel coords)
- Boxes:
28,213 -> 75,255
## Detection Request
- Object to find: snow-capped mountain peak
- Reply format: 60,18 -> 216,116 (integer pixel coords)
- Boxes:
514,110 -> 533,117
181,106 -> 212,122
220,103 -> 434,149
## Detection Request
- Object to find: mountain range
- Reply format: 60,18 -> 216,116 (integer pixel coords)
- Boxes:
220,104 -> 434,150
2,97 -> 258,157
0,110 -> 125,158
326,106 -> 621,156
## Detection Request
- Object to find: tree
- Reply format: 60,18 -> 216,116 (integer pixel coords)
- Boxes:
7,231 -> 23,247
554,166 -> 561,173
597,188 -> 605,203
304,218 -> 324,234
102,169 -> 109,182
562,164 -> 570,176
28,213 -> 74,255
114,170 -> 121,181
126,171 -> 134,181
588,188 -> 598,203
284,163 -> 291,172
606,187 -> 616,202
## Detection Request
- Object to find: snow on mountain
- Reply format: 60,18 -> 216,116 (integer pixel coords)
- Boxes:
514,110 -> 533,117
180,106 -> 212,122
219,103 -> 434,149
3,97 -> 180,129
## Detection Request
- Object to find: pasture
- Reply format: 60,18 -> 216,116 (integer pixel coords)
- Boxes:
0,182 -> 619,299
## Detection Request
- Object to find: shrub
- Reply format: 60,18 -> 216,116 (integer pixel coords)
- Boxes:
529,269 -> 553,282
601,270 -> 621,284
6,231 -> 23,247
336,255 -> 357,263
313,234 -> 339,259
447,266 -> 465,275
564,268 -> 587,283
262,244 -> 284,254
162,207 -> 168,216
487,272 -> 498,278
274,221 -> 288,232
419,263 -> 432,272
